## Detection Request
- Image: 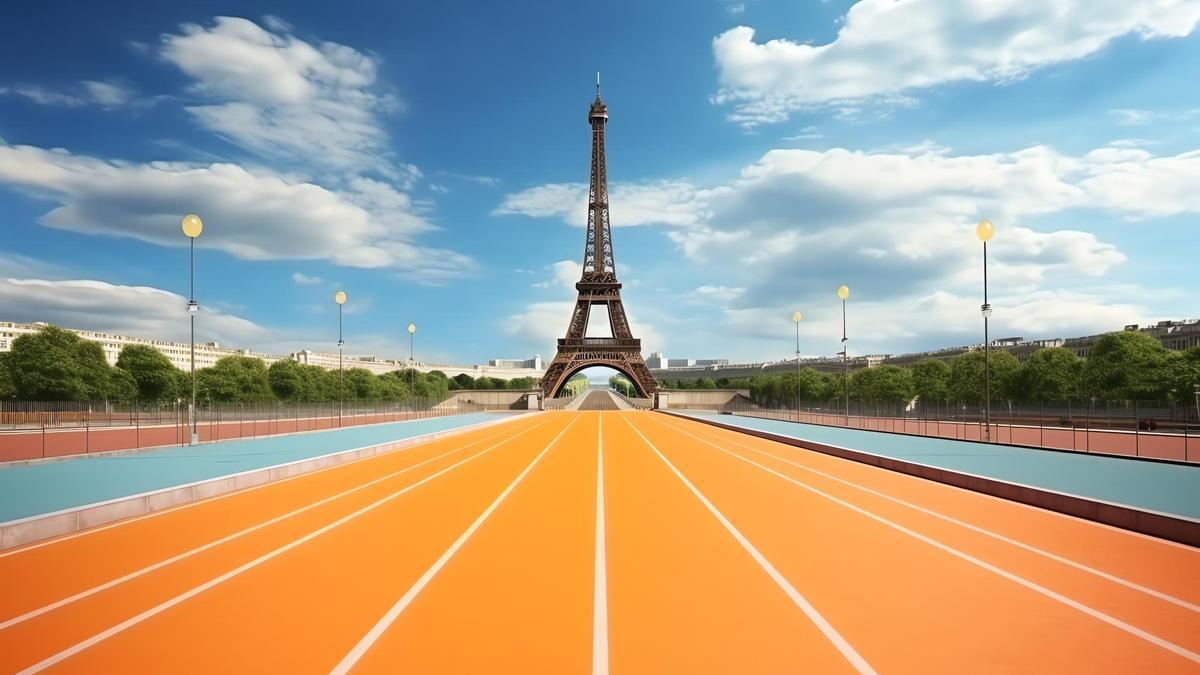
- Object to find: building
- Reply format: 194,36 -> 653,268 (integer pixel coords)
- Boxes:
1064,320 -> 1200,358
0,321 -> 283,370
488,356 -> 543,370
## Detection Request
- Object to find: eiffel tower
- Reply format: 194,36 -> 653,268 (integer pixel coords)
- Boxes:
540,79 -> 658,400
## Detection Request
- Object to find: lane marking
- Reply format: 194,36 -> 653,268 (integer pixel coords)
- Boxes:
621,415 -> 876,675
0,417 -> 556,630
330,414 -> 583,674
593,413 -> 609,675
668,421 -> 1200,665
0,413 -> 537,558
677,412 -> 1200,553
658,416 -> 1200,614
14,415 -> 564,675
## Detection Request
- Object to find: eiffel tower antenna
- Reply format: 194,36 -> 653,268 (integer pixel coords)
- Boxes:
540,81 -> 658,402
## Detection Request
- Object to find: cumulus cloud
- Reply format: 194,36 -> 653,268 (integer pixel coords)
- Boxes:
0,277 -> 269,348
291,272 -> 323,285
713,1 -> 1200,126
159,16 -> 400,176
494,180 -> 709,228
0,143 -> 474,282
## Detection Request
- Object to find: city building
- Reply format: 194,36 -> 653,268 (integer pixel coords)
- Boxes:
488,356 -> 543,370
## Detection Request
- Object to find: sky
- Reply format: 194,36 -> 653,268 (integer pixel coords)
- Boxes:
1,0 -> 1199,367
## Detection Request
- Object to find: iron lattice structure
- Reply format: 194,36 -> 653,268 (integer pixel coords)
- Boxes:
540,87 -> 658,400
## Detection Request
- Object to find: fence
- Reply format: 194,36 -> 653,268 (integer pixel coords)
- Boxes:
721,398 -> 1200,464
0,399 -> 486,463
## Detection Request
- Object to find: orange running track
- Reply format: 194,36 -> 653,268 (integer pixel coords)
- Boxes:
1,411 -> 1197,673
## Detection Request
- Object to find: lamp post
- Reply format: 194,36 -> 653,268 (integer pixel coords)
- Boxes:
335,290 -> 346,426
976,219 -> 995,442
837,285 -> 851,424
792,311 -> 802,422
407,322 -> 417,404
181,214 -> 203,445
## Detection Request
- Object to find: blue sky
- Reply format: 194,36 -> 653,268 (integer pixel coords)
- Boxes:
1,0 -> 1198,366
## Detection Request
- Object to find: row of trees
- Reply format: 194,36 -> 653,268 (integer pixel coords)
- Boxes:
664,332 -> 1200,407
0,325 -> 466,404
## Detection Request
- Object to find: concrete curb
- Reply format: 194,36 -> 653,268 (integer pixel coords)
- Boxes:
0,412 -> 535,551
661,411 -> 1200,548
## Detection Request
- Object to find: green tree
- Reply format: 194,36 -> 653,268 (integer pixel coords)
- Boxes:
850,365 -> 914,405
474,376 -> 502,390
949,350 -> 1020,403
1167,347 -> 1200,404
108,367 -> 140,403
6,325 -> 131,400
196,356 -> 275,403
911,359 -> 951,406
1017,348 -> 1082,402
1083,332 -> 1171,401
507,377 -> 539,390
344,368 -> 381,400
267,359 -> 308,401
609,375 -> 634,397
694,377 -> 717,390
0,352 -> 15,400
117,345 -> 179,402
452,373 -> 475,390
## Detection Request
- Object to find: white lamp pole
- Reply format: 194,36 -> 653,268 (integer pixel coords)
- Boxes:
837,284 -> 850,424
407,322 -> 417,402
792,311 -> 802,422
976,220 -> 996,442
335,290 -> 347,426
181,214 -> 203,445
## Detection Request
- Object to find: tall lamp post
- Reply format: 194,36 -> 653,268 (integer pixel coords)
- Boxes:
181,214 -> 203,445
837,285 -> 850,424
976,219 -> 995,442
407,322 -> 417,405
792,311 -> 802,422
335,290 -> 346,426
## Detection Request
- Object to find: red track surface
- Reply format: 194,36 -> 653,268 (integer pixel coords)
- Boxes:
0,411 -> 1197,673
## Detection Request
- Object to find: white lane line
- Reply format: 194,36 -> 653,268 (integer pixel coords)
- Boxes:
593,413 -> 609,675
329,414 -> 583,674
681,412 -> 1200,553
14,416 -> 558,675
0,417 -> 554,631
0,413 -> 536,558
661,417 -> 1200,614
621,416 -> 876,675
671,423 -> 1200,666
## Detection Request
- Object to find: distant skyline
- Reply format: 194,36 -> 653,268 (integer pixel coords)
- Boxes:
2,1 -> 1199,366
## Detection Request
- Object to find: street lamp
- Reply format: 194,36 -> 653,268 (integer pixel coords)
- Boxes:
335,290 -> 346,426
837,284 -> 850,424
792,311 -> 802,422
181,214 -> 203,445
976,219 -> 995,442
407,322 -> 417,403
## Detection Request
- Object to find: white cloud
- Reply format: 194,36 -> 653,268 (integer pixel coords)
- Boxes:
0,80 -> 133,108
0,277 -> 269,348
713,2 -> 1200,126
291,272 -> 323,285
159,16 -> 399,176
494,180 -> 710,228
695,285 -> 745,301
1108,107 -> 1200,126
503,301 -> 665,356
0,143 -> 474,282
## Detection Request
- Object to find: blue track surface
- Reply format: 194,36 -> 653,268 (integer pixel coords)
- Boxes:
678,412 -> 1200,520
0,413 -> 512,523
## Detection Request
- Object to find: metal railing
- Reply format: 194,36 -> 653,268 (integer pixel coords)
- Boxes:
0,399 -> 488,462
719,398 -> 1200,464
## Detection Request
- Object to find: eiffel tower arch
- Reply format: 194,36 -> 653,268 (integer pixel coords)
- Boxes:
540,81 -> 659,401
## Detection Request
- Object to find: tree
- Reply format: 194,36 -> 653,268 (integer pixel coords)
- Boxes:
452,373 -> 475,390
474,376 -> 502,390
850,365 -> 914,405
6,325 -> 124,400
1016,348 -> 1082,402
1084,332 -> 1171,401
609,375 -> 634,397
694,377 -> 717,390
108,368 -> 140,403
949,350 -> 1020,403
0,352 -> 15,400
344,368 -> 381,400
507,377 -> 539,390
117,345 -> 179,402
1166,347 -> 1200,405
267,359 -> 308,401
911,359 -> 951,407
196,356 -> 274,403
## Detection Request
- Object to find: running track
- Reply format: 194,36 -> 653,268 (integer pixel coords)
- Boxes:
1,411 -> 1197,673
